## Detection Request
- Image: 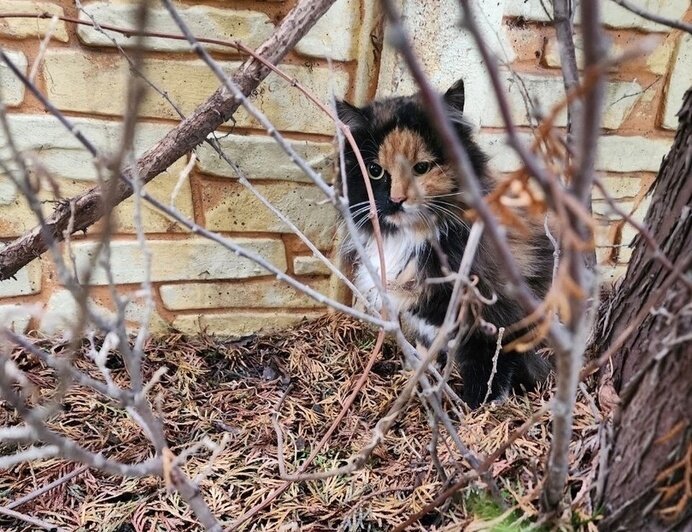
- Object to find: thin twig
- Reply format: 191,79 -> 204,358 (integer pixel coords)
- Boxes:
610,0 -> 692,34
0,0 -> 339,281
7,465 -> 89,510
231,330 -> 385,527
552,0 -> 582,156
483,327 -> 505,404
0,505 -> 64,532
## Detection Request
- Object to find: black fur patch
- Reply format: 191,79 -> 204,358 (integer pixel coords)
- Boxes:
336,80 -> 553,408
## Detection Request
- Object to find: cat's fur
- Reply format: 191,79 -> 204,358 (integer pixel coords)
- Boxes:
336,79 -> 553,408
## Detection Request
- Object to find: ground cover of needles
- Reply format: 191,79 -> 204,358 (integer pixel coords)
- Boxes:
0,314 -> 602,531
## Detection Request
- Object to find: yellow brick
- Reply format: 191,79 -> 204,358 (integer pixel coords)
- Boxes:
201,181 -> 338,249
172,311 -> 322,337
0,50 -> 27,106
42,50 -> 348,135
0,1 -> 68,41
78,3 -> 273,52
0,115 -> 194,235
0,244 -> 41,297
67,238 -> 287,285
54,160 -> 194,235
196,132 -> 334,183
160,278 -> 331,310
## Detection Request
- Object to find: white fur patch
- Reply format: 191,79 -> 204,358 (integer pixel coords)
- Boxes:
354,230 -> 422,312
353,228 -> 441,345
402,310 -> 440,346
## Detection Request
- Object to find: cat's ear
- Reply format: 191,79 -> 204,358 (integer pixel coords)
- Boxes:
335,100 -> 368,130
444,78 -> 465,113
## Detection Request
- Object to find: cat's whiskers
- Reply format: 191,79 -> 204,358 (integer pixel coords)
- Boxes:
415,210 -> 436,238
424,192 -> 465,199
427,203 -> 469,230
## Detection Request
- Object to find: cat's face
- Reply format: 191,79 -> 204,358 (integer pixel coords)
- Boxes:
336,79 -> 487,234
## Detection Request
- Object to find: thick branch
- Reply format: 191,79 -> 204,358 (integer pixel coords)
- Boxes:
541,0 -> 606,512
0,0 -> 336,281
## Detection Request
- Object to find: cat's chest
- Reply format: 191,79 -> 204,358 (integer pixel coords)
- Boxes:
353,233 -> 426,311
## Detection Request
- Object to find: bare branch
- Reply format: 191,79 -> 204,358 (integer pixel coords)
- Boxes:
0,51 -> 393,329
542,0 -> 607,511
551,0 -> 582,150
0,505 -> 64,532
6,465 -> 89,510
0,0 -> 337,281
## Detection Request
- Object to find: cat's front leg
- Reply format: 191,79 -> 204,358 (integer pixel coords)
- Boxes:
455,333 -> 519,409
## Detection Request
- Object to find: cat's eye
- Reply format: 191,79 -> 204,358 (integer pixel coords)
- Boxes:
413,161 -> 431,175
367,162 -> 385,180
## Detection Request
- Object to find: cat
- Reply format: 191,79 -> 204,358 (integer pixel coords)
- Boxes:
335,79 -> 553,408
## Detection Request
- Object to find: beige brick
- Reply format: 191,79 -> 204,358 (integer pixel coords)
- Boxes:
202,181 -> 338,249
596,136 -> 671,173
160,278 -> 330,311
68,238 -> 287,285
0,244 -> 41,297
593,195 -> 651,223
506,0 -> 688,32
647,37 -> 676,75
0,50 -> 27,106
504,0 -> 551,21
172,311 -> 322,337
594,223 -> 617,264
476,132 -> 523,174
0,177 -> 17,205
544,35 -> 626,70
0,115 -> 193,234
196,133 -> 334,183
54,166 -> 193,234
0,304 -> 33,333
123,299 -> 169,334
483,73 -> 642,129
663,34 -> 692,130
592,176 -> 649,201
593,200 -> 632,221
478,133 -> 672,175
377,0 -> 509,128
601,0 -> 689,32
295,0 -> 359,60
1,115 -> 179,180
618,221 -> 646,263
599,264 -> 628,284
0,1 -> 68,41
42,50 -> 349,135
38,288 -> 168,335
39,289 -> 112,335
293,255 -> 332,276
78,3 -> 273,52
0,189 -> 34,238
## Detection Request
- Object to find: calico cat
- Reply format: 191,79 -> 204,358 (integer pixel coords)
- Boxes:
336,79 -> 553,408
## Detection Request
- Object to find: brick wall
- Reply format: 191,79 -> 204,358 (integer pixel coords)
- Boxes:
0,0 -> 689,336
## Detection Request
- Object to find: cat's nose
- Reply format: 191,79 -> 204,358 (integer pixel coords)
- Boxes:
390,195 -> 406,205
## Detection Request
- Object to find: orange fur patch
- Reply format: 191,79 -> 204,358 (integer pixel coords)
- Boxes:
377,128 -> 455,201
418,163 -> 455,198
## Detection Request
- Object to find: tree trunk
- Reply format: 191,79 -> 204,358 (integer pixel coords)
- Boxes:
596,89 -> 691,531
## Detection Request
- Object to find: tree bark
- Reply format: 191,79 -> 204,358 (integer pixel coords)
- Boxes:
596,88 -> 692,531
0,0 -> 336,281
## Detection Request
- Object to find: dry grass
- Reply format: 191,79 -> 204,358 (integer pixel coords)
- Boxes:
0,314 -> 603,531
